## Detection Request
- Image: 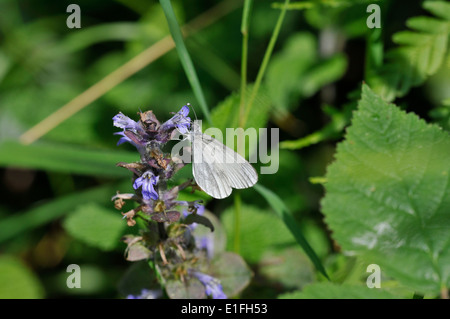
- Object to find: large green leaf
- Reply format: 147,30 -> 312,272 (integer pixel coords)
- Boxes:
321,84 -> 450,295
63,203 -> 127,251
0,140 -> 137,177
0,256 -> 44,298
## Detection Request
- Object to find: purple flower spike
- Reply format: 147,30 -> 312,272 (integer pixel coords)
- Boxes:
191,271 -> 227,299
161,105 -> 191,134
133,171 -> 159,200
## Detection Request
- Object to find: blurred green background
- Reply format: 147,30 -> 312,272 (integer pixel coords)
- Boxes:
0,0 -> 448,298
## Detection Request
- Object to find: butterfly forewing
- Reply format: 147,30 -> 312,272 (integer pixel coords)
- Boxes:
191,126 -> 258,199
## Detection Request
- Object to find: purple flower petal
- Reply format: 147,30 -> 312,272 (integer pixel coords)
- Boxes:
161,105 -> 191,134
133,171 -> 159,201
191,271 -> 227,299
133,176 -> 144,189
113,113 -> 139,130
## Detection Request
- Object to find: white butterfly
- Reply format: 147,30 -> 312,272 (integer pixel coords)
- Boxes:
187,121 -> 258,199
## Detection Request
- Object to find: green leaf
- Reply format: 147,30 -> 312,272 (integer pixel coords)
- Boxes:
0,181 -> 129,244
254,184 -> 329,279
321,84 -> 450,295
184,214 -> 214,232
165,279 -> 206,299
118,261 -> 158,297
368,1 -> 450,101
280,105 -> 349,150
0,140 -> 138,177
63,203 -> 127,251
209,86 -> 271,156
210,252 -> 252,298
122,235 -> 153,261
278,282 -> 399,299
0,256 -> 44,298
259,248 -> 315,290
221,204 -> 296,263
210,85 -> 271,133
266,32 -> 347,112
189,210 -> 227,258
60,22 -> 144,53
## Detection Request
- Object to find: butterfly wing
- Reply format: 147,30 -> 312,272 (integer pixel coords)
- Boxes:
192,131 -> 258,199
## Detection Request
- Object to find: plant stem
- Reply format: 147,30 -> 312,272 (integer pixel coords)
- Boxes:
233,193 -> 242,254
441,285 -> 449,299
158,222 -> 168,240
237,0 -> 253,156
240,0 -> 290,128
239,0 -> 252,121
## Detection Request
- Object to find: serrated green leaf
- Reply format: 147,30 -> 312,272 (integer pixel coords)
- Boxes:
0,256 -> 44,298
321,84 -> 450,295
368,1 -> 450,101
63,203 -> 127,251
278,282 -> 399,299
0,140 -> 138,177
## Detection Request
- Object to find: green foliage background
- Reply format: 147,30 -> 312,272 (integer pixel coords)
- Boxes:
0,0 -> 449,299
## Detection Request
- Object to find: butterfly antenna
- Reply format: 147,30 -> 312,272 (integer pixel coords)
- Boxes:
187,103 -> 198,121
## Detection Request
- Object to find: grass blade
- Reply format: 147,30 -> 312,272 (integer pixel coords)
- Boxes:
0,140 -> 137,177
159,0 -> 212,123
0,181 -> 128,244
254,184 -> 329,280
